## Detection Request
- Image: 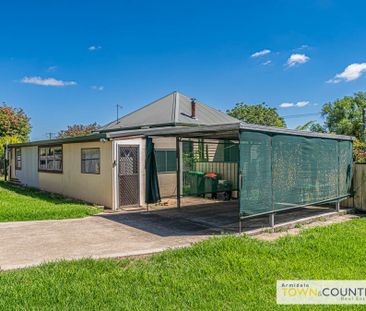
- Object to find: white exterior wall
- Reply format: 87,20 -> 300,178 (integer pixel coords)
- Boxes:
38,141 -> 113,208
15,146 -> 39,188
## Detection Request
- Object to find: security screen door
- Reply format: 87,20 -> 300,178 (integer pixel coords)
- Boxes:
119,145 -> 140,207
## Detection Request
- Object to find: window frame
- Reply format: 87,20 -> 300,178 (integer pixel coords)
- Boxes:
15,148 -> 22,170
155,149 -> 177,174
81,148 -> 101,175
38,145 -> 63,173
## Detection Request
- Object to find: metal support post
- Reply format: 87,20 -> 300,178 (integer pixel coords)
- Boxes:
176,137 -> 181,209
336,201 -> 340,212
363,108 -> 366,143
269,213 -> 275,228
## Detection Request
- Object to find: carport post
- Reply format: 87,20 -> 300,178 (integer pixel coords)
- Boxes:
269,213 -> 275,228
176,137 -> 181,209
335,141 -> 340,213
336,201 -> 340,212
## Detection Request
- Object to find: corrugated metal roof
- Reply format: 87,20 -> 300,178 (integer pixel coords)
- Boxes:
98,91 -> 240,132
239,123 -> 355,141
8,133 -> 108,148
106,122 -> 354,141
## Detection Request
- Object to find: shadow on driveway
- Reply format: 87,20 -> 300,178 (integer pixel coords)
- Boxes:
96,201 -> 338,237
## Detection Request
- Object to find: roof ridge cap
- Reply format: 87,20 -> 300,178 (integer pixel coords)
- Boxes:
173,92 -> 180,125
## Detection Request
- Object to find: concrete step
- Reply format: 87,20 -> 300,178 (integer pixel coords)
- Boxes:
9,178 -> 21,185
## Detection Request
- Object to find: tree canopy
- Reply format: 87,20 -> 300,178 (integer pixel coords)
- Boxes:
227,103 -> 286,128
57,123 -> 100,138
308,92 -> 366,162
319,92 -> 366,139
0,106 -> 31,142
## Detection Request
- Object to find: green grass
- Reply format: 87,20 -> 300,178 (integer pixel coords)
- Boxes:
1,218 -> 366,310
0,181 -> 102,222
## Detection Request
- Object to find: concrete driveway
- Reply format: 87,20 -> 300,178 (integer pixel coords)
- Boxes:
0,202 -> 339,270
0,211 -> 212,271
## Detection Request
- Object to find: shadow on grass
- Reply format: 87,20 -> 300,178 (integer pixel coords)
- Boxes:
0,180 -> 92,207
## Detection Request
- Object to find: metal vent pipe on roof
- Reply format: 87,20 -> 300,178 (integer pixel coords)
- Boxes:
191,98 -> 197,119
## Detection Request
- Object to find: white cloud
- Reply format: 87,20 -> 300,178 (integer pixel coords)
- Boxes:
262,60 -> 272,66
296,101 -> 309,107
280,101 -> 309,108
280,102 -> 294,108
21,76 -> 77,87
327,63 -> 366,83
294,44 -> 310,51
47,66 -> 58,72
251,49 -> 271,58
88,45 -> 102,51
91,85 -> 104,91
286,53 -> 310,67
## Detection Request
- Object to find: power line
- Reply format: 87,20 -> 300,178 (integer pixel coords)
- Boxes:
45,132 -> 56,140
282,112 -> 321,119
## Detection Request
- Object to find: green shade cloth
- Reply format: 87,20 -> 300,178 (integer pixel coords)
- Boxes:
145,137 -> 161,204
239,130 -> 353,218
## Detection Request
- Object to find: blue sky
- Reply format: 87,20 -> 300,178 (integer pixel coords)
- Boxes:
1,0 -> 366,140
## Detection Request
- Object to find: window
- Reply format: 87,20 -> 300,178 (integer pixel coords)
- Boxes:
155,150 -> 176,173
15,148 -> 22,170
39,146 -> 63,172
81,148 -> 100,174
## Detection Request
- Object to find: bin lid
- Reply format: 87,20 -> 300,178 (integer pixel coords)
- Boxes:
204,173 -> 218,178
189,171 -> 205,175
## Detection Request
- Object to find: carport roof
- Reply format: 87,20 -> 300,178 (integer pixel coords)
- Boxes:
107,122 -> 355,141
8,122 -> 354,149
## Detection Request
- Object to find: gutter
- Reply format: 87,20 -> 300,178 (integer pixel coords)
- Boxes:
7,133 -> 108,148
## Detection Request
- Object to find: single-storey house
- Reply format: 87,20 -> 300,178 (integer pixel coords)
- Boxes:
7,92 -> 240,210
6,91 -> 354,224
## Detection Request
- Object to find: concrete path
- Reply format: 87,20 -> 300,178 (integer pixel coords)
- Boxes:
0,212 -> 210,271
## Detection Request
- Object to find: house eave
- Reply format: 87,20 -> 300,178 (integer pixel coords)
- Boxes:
7,133 -> 108,148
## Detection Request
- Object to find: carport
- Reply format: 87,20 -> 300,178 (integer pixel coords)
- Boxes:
107,122 -> 354,232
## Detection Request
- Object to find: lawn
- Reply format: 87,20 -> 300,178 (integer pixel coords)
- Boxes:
0,181 -> 101,222
0,217 -> 365,310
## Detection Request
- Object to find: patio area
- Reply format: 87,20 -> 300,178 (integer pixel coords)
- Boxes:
114,198 -> 346,235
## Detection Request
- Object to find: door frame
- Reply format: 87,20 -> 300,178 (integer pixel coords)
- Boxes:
118,144 -> 140,207
112,138 -> 145,210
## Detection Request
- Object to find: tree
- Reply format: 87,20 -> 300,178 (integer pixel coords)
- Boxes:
0,106 -> 31,142
0,136 -> 22,158
353,138 -> 366,162
295,121 -> 327,133
295,120 -> 316,131
309,123 -> 326,133
57,123 -> 100,138
319,92 -> 366,139
227,103 -> 286,127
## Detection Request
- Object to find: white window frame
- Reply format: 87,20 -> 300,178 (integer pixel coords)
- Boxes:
81,148 -> 101,174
